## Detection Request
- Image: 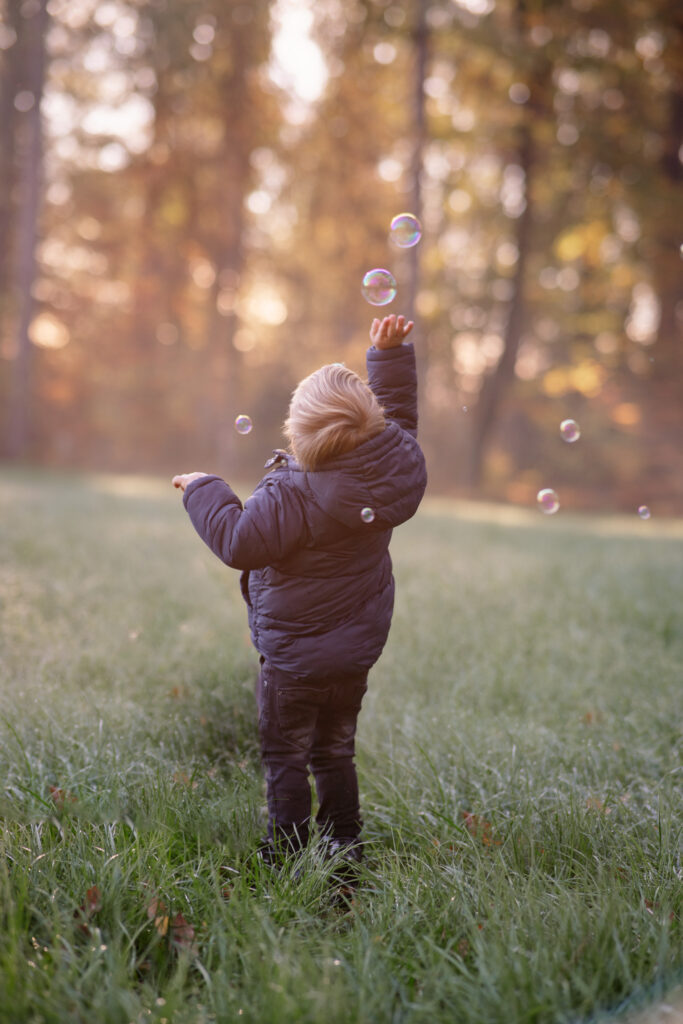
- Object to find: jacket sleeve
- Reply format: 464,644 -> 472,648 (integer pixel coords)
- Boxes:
366,342 -> 419,438
182,473 -> 308,570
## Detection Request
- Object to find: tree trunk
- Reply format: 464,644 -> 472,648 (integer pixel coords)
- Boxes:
406,0 -> 427,325
654,81 -> 683,377
467,122 -> 534,488
6,0 -> 48,459
0,0 -> 22,331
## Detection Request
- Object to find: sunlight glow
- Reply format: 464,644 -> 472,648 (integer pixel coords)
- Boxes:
29,313 -> 70,349
269,0 -> 328,105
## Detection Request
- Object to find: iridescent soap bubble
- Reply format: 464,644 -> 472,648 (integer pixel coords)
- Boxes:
361,268 -> 397,306
389,213 -> 422,248
360,507 -> 375,523
537,488 -> 560,514
560,418 -> 580,443
234,414 -> 253,435
637,505 -> 651,520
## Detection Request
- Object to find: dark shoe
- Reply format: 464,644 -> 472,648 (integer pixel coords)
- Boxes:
254,836 -> 282,868
251,835 -> 305,879
325,837 -> 363,888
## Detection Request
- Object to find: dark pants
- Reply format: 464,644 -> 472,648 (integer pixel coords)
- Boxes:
256,658 -> 368,849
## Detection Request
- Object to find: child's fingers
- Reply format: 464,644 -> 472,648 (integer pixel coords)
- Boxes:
402,320 -> 414,336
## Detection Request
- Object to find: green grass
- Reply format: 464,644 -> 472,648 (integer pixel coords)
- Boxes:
0,467 -> 681,1024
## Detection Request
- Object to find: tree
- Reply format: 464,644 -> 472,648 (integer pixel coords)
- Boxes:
5,0 -> 49,458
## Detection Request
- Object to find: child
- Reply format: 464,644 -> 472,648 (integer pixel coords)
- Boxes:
172,313 -> 427,870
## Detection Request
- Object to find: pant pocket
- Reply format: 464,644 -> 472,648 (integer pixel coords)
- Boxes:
276,685 -> 324,750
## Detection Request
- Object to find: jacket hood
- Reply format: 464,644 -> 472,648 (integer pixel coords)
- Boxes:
290,420 -> 427,531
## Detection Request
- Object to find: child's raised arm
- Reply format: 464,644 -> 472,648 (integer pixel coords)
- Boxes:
367,314 -> 419,437
370,314 -> 414,349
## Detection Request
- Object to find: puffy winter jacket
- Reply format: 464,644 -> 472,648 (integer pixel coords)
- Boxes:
183,342 -> 427,677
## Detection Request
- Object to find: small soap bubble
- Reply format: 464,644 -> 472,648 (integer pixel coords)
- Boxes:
637,505 -> 651,520
560,418 -> 580,442
361,268 -> 397,306
389,213 -> 422,248
360,507 -> 375,523
234,414 -> 252,435
537,488 -> 560,514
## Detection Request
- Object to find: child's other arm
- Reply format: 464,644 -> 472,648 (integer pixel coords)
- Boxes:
175,474 -> 307,570
367,314 -> 419,437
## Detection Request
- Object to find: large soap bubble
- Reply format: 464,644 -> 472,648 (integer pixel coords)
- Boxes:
560,419 -> 580,443
389,213 -> 422,248
234,414 -> 253,435
537,488 -> 560,514
361,268 -> 397,306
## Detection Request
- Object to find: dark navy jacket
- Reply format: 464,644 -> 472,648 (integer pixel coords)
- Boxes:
183,343 -> 427,677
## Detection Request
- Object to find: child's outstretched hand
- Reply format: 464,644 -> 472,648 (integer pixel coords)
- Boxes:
370,314 -> 414,350
172,472 -> 208,492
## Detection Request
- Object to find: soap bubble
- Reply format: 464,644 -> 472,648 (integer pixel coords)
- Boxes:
560,419 -> 580,442
637,505 -> 651,520
360,507 -> 375,523
389,213 -> 422,248
537,488 -> 560,514
361,268 -> 397,306
234,414 -> 252,435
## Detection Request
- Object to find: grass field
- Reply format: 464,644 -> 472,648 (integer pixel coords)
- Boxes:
0,467 -> 681,1024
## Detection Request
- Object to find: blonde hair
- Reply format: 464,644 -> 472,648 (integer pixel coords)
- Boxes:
284,364 -> 385,471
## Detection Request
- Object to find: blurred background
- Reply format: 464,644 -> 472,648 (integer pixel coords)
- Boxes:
0,0 -> 681,511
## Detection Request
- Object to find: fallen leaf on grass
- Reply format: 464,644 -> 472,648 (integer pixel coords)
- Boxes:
49,785 -> 76,812
146,897 -> 169,937
145,898 -> 198,954
169,913 -> 198,955
643,898 -> 675,922
172,771 -> 198,790
74,885 -> 102,935
462,812 -> 501,846
586,797 -> 612,814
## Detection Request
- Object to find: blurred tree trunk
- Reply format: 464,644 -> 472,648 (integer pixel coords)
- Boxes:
0,0 -> 22,334
203,15 -> 261,472
467,122 -> 534,488
6,0 -> 48,459
654,81 -> 683,375
406,0 -> 428,325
